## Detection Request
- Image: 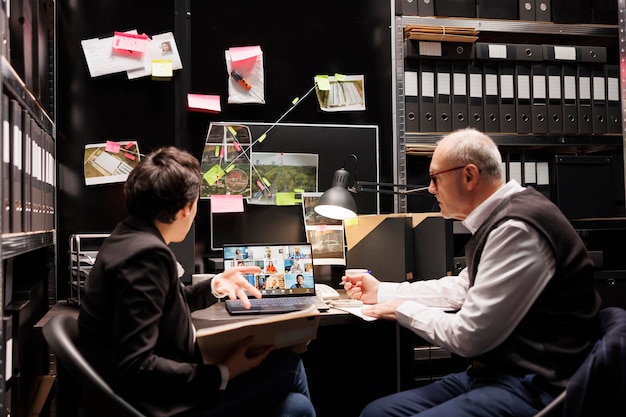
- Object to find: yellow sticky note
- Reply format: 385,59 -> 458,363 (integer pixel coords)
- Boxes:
344,217 -> 359,226
334,73 -> 347,82
152,59 -> 173,77
276,192 -> 296,206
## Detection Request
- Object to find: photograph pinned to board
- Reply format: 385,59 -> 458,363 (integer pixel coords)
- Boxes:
84,141 -> 141,185
301,192 -> 346,266
248,153 -> 318,206
226,45 -> 265,104
200,123 -> 253,199
127,32 -> 183,79
314,74 -> 365,112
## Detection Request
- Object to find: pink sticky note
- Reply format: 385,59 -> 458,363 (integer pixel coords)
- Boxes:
210,194 -> 244,214
187,94 -> 221,113
256,180 -> 265,191
106,141 -> 121,153
229,45 -> 262,63
112,32 -> 151,55
124,152 -> 136,161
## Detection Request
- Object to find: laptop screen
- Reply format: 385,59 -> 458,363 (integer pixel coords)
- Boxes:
222,243 -> 316,297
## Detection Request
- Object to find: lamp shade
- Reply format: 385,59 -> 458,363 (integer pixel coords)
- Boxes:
314,168 -> 358,220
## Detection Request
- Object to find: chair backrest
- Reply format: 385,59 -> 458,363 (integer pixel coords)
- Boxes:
42,313 -> 147,417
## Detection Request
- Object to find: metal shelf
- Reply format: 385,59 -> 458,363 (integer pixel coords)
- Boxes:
1,230 -> 56,259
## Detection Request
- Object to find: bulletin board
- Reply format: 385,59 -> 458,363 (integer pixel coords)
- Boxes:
203,122 -> 380,250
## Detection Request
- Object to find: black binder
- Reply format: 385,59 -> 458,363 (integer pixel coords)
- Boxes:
534,0 -> 551,21
577,46 -> 607,64
591,0 -> 618,24
483,61 -> 500,133
435,61 -> 452,132
577,65 -> 593,135
21,109 -> 31,232
561,63 -> 578,135
9,99 -> 23,233
468,62 -> 484,131
404,40 -> 474,60
451,62 -> 469,131
591,64 -> 607,135
418,60 -> 437,132
551,0 -> 591,23
546,63 -> 563,134
498,62 -> 516,133
477,0 -> 518,19
404,64 -> 420,132
605,65 -> 621,134
513,44 -> 543,62
396,0 -> 418,15
519,0 -> 535,21
434,0 -> 476,17
2,94 -> 10,233
531,64 -> 548,134
417,0 -> 434,16
515,62 -> 533,134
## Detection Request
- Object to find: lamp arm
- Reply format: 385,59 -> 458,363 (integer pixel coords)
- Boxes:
354,181 -> 430,195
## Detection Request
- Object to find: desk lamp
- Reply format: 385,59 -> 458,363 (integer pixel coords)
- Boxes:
314,154 -> 430,220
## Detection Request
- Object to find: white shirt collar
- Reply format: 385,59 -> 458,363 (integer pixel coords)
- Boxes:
462,180 -> 525,234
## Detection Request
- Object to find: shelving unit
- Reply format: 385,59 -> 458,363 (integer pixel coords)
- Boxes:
390,14 -> 622,213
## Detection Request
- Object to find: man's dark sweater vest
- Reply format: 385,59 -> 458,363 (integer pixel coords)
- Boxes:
464,187 -> 601,383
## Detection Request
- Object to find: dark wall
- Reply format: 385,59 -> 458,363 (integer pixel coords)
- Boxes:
56,0 -> 394,298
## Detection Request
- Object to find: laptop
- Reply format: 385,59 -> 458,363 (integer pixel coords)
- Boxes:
222,243 -> 330,315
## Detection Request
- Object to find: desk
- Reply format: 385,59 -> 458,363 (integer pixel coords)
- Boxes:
192,302 -> 407,417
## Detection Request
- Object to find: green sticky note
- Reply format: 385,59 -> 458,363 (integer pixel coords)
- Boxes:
334,73 -> 347,82
258,133 -> 267,143
344,217 -> 359,226
315,75 -> 330,91
276,192 -> 296,206
203,165 -> 225,185
262,177 -> 271,187
224,164 -> 234,173
227,126 -> 237,138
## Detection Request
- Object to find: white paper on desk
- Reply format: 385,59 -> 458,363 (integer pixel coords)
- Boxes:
333,306 -> 377,321
127,32 -> 183,79
81,30 -> 145,78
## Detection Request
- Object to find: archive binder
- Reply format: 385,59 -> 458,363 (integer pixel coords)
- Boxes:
561,63 -> 578,135
534,0 -> 551,21
591,64 -> 607,135
605,65 -> 621,134
21,109 -> 31,232
417,0 -> 434,16
515,62 -> 533,134
577,65 -> 593,135
418,60 -> 437,132
434,0 -> 476,17
513,44 -> 543,62
404,40 -> 473,60
435,61 -> 452,132
477,0 -> 518,20
519,0 -> 535,21
546,63 -> 563,134
9,99 -> 23,233
2,94 -> 10,233
498,62 -> 516,133
404,65 -> 419,132
451,62 -> 469,131
483,61 -> 499,133
468,62 -> 484,131
531,64 -> 548,134
396,0 -> 418,15
551,0 -> 591,24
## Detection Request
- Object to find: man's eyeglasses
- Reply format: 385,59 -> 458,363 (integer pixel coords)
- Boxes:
429,165 -> 466,185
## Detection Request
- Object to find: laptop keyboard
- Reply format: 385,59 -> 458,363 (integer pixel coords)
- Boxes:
229,297 -> 321,308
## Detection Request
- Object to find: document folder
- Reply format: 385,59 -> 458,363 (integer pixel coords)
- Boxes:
404,65 -> 420,133
605,65 -> 621,134
396,0 -> 418,15
418,60 -> 437,132
519,0 -> 535,21
483,61 -> 500,133
2,94 -> 10,233
561,63 -> 578,135
546,63 -> 563,134
591,64 -> 607,135
468,62 -> 484,131
531,64 -> 548,134
9,99 -> 23,233
534,0 -> 551,21
498,62 -> 516,133
435,61 -> 452,132
417,0 -> 435,16
451,62 -> 469,131
577,65 -> 593,135
515,63 -> 533,134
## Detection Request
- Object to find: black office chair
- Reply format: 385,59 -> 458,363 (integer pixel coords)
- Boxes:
42,313 -> 147,417
534,306 -> 626,417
